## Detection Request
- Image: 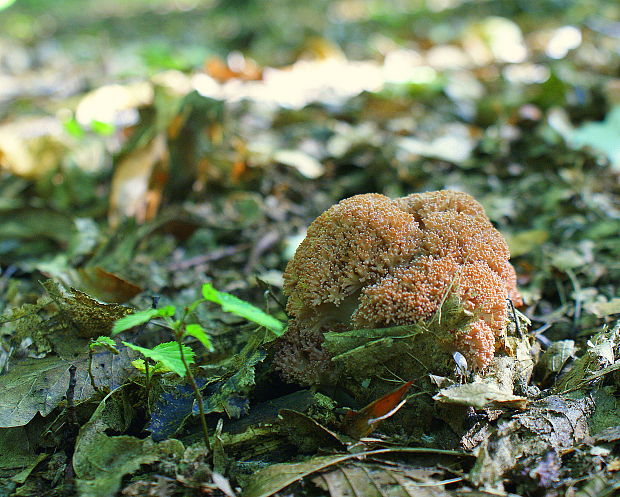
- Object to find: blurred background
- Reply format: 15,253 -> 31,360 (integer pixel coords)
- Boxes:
0,0 -> 617,71
1,0 -> 620,340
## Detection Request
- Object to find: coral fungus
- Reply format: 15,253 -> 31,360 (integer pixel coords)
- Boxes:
276,190 -> 522,386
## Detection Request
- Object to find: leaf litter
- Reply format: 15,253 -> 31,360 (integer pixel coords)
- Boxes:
0,1 -> 620,496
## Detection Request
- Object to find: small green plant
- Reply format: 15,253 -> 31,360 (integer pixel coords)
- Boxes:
112,283 -> 285,452
128,342 -> 195,377
200,283 -> 285,336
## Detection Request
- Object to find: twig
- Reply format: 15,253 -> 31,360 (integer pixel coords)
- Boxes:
256,279 -> 286,312
64,365 -> 79,481
169,245 -> 247,271
66,365 -> 78,426
244,230 -> 280,274
87,350 -> 99,393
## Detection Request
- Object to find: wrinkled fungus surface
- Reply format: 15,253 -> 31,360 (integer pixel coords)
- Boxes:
276,190 -> 522,386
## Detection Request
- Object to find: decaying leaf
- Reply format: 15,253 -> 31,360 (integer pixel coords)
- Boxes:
322,321 -> 434,385
555,322 -> 620,393
73,267 -> 142,304
0,117 -> 67,179
434,382 -> 527,410
41,266 -> 142,304
312,461 -> 454,497
213,391 -> 335,462
468,395 -> 594,491
0,345 -> 136,428
539,340 -> 576,380
243,447 -> 473,497
273,149 -> 324,179
278,409 -> 347,452
0,296 -> 54,357
590,298 -> 620,318
75,82 -> 153,129
109,133 -> 169,227
221,390 -> 323,433
588,387 -> 620,436
342,381 -> 414,439
204,55 -> 262,82
43,280 -> 132,337
395,123 -> 476,163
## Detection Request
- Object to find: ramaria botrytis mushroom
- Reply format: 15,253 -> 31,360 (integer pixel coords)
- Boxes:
275,190 -> 523,387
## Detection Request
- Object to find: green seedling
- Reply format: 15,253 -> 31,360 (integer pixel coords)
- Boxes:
111,283 -> 285,453
124,341 -> 196,378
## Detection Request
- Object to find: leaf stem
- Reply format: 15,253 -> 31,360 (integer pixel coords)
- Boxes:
177,334 -> 211,452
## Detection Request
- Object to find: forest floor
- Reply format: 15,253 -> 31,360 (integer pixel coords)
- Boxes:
0,1 -> 619,496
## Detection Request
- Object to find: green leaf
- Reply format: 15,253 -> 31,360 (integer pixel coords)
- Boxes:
122,341 -> 194,377
197,347 -> 265,417
90,120 -> 115,136
0,427 -> 46,481
90,336 -> 119,354
111,305 -> 175,335
201,283 -> 284,336
571,105 -> 620,170
73,389 -> 184,497
130,359 -> 169,374
63,117 -> 85,138
185,323 -> 214,351
156,305 -> 176,317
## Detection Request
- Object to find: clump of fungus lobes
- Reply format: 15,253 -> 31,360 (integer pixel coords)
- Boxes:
276,190 -> 522,386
